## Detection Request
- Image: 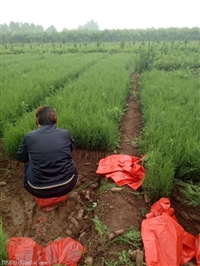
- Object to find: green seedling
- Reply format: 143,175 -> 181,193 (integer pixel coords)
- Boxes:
98,179 -> 117,192
131,91 -> 139,101
129,190 -> 142,199
92,215 -> 109,239
111,227 -> 142,248
105,250 -> 134,266
125,137 -> 139,148
105,261 -> 119,266
118,250 -> 134,265
176,180 -> 200,207
139,207 -> 149,218
131,137 -> 139,148
75,181 -> 96,192
0,168 -> 13,174
85,202 -> 98,212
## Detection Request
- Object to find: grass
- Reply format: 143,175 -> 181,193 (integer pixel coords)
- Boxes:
85,202 -> 98,213
175,180 -> 200,207
1,53 -> 104,135
105,249 -> 146,266
98,179 -> 117,192
139,69 -> 200,200
0,218 -> 8,261
92,215 -> 109,239
105,250 -> 134,266
139,207 -> 149,218
128,191 -> 142,199
0,168 -> 13,175
75,181 -> 96,192
92,216 -> 142,248
3,53 -> 132,156
92,216 -> 143,266
110,226 -> 142,249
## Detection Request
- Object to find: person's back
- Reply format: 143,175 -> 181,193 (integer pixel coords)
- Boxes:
17,106 -> 79,198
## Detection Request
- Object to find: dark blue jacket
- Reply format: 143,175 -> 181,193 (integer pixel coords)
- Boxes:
17,124 -> 77,188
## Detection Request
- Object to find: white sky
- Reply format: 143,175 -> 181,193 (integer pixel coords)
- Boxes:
1,0 -> 200,31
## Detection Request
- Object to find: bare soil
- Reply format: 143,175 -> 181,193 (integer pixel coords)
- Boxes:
0,74 -> 199,265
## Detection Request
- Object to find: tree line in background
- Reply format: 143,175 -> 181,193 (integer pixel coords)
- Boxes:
0,21 -> 200,44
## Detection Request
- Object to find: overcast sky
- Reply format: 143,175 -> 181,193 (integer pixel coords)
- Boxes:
1,0 -> 200,31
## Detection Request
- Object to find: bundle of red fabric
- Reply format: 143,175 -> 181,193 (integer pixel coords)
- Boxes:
96,154 -> 146,190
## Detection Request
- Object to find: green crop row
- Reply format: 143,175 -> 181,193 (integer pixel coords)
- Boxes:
0,52 -> 106,134
0,42 -> 140,55
134,41 -> 200,73
1,41 -> 199,61
3,53 -> 133,157
139,69 -> 200,200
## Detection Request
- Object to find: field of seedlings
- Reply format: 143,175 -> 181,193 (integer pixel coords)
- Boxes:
0,41 -> 200,265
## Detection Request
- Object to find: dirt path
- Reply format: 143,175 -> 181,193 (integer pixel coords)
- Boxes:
0,74 -> 199,265
118,74 -> 142,157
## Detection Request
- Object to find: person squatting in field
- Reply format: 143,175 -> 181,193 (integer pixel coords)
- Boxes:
16,106 -> 79,198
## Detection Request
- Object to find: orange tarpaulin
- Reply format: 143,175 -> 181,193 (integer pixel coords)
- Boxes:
196,234 -> 200,265
141,198 -> 198,266
41,238 -> 88,266
7,237 -> 41,264
96,154 -> 146,190
146,197 -> 177,220
7,237 -> 88,266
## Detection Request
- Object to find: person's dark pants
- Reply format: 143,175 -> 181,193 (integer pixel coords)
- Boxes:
23,174 -> 79,198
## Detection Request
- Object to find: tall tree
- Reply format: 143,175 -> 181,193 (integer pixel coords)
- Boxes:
20,22 -> 30,32
9,21 -> 20,31
36,25 -> 44,32
0,23 -> 9,32
46,25 -> 57,32
77,20 -> 99,30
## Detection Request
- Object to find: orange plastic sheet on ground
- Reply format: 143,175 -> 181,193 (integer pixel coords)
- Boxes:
96,154 -> 146,190
196,234 -> 200,265
7,237 -> 88,266
141,198 -> 199,266
34,194 -> 68,211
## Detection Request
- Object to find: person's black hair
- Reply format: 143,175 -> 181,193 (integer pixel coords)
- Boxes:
36,106 -> 57,125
